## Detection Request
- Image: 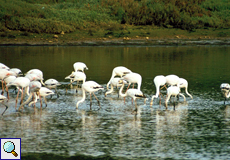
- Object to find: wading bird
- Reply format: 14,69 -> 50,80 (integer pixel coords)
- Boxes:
7,77 -> 30,108
76,81 -> 104,109
178,78 -> 193,99
65,71 -> 86,93
107,66 -> 132,90
119,79 -> 146,113
220,83 -> 230,104
165,86 -> 186,109
25,69 -> 45,85
28,87 -> 54,108
73,62 -> 88,72
44,79 -> 61,98
105,77 -> 127,97
0,63 -> 9,70
150,75 -> 167,105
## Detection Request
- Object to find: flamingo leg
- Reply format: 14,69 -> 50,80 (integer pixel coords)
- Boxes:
20,88 -> 24,105
1,103 -> 8,115
90,93 -> 92,110
55,88 -> 59,98
5,84 -> 9,100
1,80 -> 4,95
44,97 -> 47,108
124,83 -> 131,103
93,92 -> 101,108
15,89 -> 20,109
75,81 -> 79,93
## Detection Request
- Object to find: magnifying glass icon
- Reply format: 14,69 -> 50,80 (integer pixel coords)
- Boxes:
3,141 -> 18,157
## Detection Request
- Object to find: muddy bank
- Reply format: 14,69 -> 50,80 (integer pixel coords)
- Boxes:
0,38 -> 230,46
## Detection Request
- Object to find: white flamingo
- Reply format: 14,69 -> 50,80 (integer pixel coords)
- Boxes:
0,95 -> 8,115
178,78 -> 193,99
76,81 -> 104,109
0,69 -> 17,95
121,72 -> 142,91
165,74 -> 180,87
105,77 -> 127,97
73,62 -> 88,72
26,69 -> 45,85
165,86 -> 186,109
9,68 -> 23,77
7,77 -> 30,108
3,75 -> 17,99
220,83 -> 230,104
65,71 -> 86,93
150,75 -> 167,105
28,87 -> 54,107
44,79 -> 61,98
107,66 -> 132,89
119,79 -> 146,112
18,81 -> 42,110
0,63 -> 9,70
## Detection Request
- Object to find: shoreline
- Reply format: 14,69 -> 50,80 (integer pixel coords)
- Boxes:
0,38 -> 230,46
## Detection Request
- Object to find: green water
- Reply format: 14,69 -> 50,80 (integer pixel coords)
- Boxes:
0,45 -> 230,159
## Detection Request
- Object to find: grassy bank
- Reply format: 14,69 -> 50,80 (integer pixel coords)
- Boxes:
0,0 -> 230,45
0,26 -> 229,45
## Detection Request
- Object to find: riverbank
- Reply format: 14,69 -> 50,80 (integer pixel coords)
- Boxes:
0,27 -> 230,46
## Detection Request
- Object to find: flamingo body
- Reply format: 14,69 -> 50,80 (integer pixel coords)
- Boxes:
73,62 -> 88,72
178,78 -> 193,99
121,72 -> 142,91
220,83 -> 230,104
105,78 -> 126,97
119,80 -> 146,105
107,66 -> 132,89
165,86 -> 186,108
151,75 -> 167,104
76,81 -> 104,109
165,74 -> 180,86
0,63 -> 9,70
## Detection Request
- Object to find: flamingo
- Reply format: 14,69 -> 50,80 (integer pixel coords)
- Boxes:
44,79 -> 61,98
118,79 -> 146,113
150,75 -> 167,105
18,81 -> 42,111
0,63 -> 9,70
121,72 -> 142,91
76,81 -> 104,109
105,77 -> 127,97
165,74 -> 180,87
220,83 -> 230,104
0,95 -> 8,115
3,75 -> 17,99
165,86 -> 186,109
73,62 -> 88,72
178,78 -> 193,99
28,87 -> 54,107
25,69 -> 45,85
7,77 -> 30,108
0,69 -> 17,95
9,68 -> 23,77
107,66 -> 132,89
65,71 -> 86,93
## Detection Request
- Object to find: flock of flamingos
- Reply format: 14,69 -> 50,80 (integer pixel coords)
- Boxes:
0,62 -> 229,115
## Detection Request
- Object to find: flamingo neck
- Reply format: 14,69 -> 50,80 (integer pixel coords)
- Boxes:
107,71 -> 116,88
119,81 -> 127,98
155,85 -> 160,97
76,88 -> 86,108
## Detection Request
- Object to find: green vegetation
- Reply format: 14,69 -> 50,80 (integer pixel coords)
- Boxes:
0,0 -> 229,41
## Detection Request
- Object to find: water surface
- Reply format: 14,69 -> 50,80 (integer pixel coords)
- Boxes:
0,45 -> 230,159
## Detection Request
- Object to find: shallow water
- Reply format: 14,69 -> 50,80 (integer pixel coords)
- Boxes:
0,45 -> 230,159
